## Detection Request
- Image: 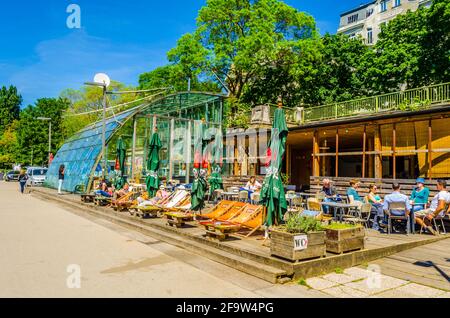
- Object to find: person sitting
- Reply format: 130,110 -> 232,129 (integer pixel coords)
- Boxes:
320,179 -> 340,214
367,184 -> 384,231
115,182 -> 130,198
383,183 -> 411,232
95,179 -> 114,197
410,178 -> 430,213
245,176 -> 262,192
414,179 -> 449,235
346,180 -> 363,203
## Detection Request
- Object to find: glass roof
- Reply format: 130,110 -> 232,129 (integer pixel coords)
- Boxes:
45,92 -> 224,192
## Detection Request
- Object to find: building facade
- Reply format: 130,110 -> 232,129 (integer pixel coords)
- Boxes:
337,0 -> 431,45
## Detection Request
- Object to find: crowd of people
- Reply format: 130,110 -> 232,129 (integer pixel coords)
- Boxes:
320,178 -> 450,235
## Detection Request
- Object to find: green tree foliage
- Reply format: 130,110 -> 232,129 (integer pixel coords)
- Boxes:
0,85 -> 22,134
195,0 -> 318,102
61,81 -> 139,138
16,98 -> 70,166
363,9 -> 428,94
0,121 -> 19,168
420,0 -> 450,85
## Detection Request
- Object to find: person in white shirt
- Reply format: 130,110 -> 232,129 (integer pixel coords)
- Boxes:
245,176 -> 262,192
415,179 -> 450,235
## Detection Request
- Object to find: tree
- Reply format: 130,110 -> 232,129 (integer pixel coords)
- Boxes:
420,0 -> 450,85
0,121 -> 19,168
61,81 -> 139,138
195,0 -> 319,103
0,85 -> 22,134
363,9 -> 428,94
17,98 -> 70,166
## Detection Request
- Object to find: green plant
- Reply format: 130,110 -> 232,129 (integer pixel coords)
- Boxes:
282,213 -> 323,234
297,278 -> 310,288
334,267 -> 344,274
324,222 -> 360,230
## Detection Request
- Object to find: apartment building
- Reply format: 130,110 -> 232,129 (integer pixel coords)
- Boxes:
337,0 -> 431,45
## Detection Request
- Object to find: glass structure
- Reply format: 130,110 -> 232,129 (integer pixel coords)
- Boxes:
45,92 -> 224,192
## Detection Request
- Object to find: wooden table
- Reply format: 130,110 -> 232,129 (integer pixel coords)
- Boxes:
320,201 -> 361,221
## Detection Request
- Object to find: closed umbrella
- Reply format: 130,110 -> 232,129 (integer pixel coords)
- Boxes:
191,120 -> 207,212
208,129 -> 223,197
114,137 -> 127,190
260,106 -> 289,227
145,131 -> 162,197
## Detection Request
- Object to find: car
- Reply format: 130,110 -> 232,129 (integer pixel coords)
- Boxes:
5,170 -> 20,182
26,167 -> 48,186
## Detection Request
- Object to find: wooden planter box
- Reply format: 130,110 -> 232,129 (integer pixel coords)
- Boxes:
270,230 -> 326,262
325,226 -> 365,254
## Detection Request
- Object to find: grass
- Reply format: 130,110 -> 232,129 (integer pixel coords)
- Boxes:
297,278 -> 311,289
334,267 -> 344,274
323,222 -> 361,230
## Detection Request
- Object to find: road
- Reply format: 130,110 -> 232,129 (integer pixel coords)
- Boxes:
1,181 -> 448,298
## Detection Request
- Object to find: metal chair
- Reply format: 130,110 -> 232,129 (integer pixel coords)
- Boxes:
344,203 -> 372,228
425,203 -> 449,234
386,201 -> 410,235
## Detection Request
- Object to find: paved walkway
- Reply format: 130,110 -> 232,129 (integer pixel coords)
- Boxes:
1,181 -> 448,298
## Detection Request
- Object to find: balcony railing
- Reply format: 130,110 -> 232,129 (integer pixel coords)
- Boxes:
300,82 -> 450,124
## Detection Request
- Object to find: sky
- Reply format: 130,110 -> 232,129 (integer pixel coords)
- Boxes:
0,0 -> 367,107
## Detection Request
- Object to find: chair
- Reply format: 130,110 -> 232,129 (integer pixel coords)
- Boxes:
385,201 -> 410,235
200,200 -> 236,220
250,192 -> 260,205
343,203 -> 372,228
315,192 -> 325,202
307,198 -> 322,212
239,190 -> 249,202
421,203 -> 449,235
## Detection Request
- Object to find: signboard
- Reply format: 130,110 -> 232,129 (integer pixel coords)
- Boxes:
293,235 -> 308,251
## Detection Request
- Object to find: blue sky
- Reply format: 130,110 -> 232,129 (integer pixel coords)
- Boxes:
0,0 -> 366,106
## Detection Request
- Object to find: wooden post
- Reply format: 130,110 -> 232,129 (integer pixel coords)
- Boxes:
374,125 -> 382,179
368,136 -> 374,178
312,130 -> 320,177
362,126 -> 366,178
392,123 -> 396,179
428,120 -> 433,180
335,129 -> 339,178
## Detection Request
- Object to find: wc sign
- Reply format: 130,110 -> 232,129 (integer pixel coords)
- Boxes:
294,235 -> 308,251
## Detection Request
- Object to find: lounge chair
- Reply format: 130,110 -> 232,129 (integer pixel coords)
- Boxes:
198,200 -> 237,220
200,204 -> 264,241
111,192 -> 136,211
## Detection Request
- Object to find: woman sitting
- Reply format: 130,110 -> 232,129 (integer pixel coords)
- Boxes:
366,184 -> 384,231
245,176 -> 262,192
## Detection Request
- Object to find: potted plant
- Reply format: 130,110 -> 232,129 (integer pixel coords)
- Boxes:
323,222 -> 365,254
270,214 -> 326,262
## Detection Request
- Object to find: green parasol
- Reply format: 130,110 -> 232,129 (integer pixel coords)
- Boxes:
114,137 -> 127,190
208,129 -> 223,196
191,120 -> 207,212
145,131 -> 162,197
260,106 -> 289,227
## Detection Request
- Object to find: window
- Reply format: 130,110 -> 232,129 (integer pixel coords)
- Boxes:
380,1 -> 387,12
347,14 -> 359,24
367,28 -> 373,44
366,8 -> 374,17
393,0 -> 401,7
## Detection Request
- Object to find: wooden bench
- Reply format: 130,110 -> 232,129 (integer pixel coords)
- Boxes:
81,194 -> 95,203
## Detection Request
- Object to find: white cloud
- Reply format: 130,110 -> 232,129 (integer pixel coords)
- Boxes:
2,29 -> 168,106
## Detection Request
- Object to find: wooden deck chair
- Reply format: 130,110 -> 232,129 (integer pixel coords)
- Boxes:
112,192 -> 136,211
200,200 -> 236,219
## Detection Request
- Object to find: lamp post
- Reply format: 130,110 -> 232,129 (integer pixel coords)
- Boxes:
36,117 -> 52,166
85,73 -> 110,179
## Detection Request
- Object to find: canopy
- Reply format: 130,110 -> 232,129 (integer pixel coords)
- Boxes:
260,107 -> 289,227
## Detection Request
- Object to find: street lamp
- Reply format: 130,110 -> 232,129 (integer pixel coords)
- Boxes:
36,117 -> 52,166
85,73 -> 110,179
